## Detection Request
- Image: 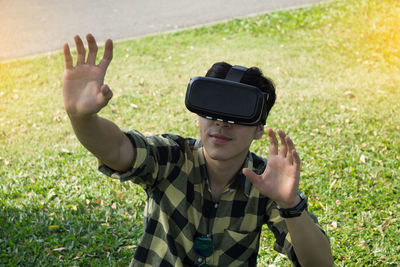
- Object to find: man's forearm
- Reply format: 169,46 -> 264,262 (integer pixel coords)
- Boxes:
69,114 -> 134,172
285,211 -> 333,267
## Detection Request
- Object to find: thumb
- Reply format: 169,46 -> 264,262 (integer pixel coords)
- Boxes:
98,84 -> 113,107
243,168 -> 261,186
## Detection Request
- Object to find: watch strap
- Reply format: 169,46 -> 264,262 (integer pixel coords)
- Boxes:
277,191 -> 308,218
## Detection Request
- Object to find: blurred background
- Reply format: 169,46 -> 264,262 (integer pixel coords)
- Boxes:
0,0 -> 327,61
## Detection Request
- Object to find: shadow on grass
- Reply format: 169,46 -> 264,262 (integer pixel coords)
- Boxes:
0,202 -> 143,266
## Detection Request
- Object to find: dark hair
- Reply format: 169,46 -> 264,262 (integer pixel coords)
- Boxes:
205,62 -> 276,124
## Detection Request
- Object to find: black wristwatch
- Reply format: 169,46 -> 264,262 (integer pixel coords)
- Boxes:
277,191 -> 308,218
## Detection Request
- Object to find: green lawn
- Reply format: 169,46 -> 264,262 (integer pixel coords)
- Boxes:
1,0 -> 399,265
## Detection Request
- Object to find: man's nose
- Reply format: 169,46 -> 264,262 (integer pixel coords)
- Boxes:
215,120 -> 232,128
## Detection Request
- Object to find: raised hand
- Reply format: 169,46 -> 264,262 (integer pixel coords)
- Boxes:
63,34 -> 113,118
243,129 -> 301,208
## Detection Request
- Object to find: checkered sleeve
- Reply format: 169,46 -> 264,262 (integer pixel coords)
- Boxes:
98,130 -> 187,189
264,200 -> 328,266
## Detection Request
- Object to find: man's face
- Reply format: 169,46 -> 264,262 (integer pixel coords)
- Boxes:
197,116 -> 264,163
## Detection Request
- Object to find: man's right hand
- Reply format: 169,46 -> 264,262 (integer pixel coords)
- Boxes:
63,34 -> 113,118
61,34 -> 134,172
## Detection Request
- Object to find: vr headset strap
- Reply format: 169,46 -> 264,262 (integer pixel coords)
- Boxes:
225,65 -> 248,82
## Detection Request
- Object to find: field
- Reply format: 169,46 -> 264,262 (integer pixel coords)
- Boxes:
0,0 -> 399,265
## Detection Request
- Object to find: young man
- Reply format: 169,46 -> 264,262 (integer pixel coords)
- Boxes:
63,34 -> 333,266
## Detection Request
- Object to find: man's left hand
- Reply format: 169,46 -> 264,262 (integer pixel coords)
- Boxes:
243,128 -> 301,209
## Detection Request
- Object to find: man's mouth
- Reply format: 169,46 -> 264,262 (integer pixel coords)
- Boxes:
209,133 -> 233,144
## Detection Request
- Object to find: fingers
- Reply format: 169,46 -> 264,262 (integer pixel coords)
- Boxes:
285,135 -> 296,165
278,130 -> 287,157
74,35 -> 86,65
292,148 -> 301,170
283,135 -> 300,167
267,128 -> 279,155
63,43 -> 73,70
66,34 -> 112,68
268,128 -> 300,166
86,34 -> 98,65
99,39 -> 113,70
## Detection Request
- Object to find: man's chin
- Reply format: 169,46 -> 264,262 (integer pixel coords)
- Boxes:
204,149 -> 233,162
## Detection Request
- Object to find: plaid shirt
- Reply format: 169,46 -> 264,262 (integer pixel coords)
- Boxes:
99,130 -> 325,267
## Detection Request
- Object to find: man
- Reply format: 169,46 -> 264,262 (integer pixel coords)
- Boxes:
62,34 -> 333,266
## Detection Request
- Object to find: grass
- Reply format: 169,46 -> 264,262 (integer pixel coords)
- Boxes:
1,0 -> 399,265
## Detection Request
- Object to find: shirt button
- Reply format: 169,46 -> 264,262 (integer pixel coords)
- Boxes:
197,257 -> 203,263
214,203 -> 218,208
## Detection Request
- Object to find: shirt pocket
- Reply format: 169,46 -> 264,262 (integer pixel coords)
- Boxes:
217,229 -> 260,266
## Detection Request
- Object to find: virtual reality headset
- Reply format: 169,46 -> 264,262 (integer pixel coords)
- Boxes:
185,65 -> 270,126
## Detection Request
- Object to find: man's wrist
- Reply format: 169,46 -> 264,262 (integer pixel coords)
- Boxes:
68,112 -> 98,121
276,194 -> 301,209
277,191 -> 308,218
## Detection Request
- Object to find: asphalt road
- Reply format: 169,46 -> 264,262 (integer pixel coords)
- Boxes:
0,0 -> 328,61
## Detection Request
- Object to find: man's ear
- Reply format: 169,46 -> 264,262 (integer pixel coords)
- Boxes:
254,124 -> 264,140
196,117 -> 200,127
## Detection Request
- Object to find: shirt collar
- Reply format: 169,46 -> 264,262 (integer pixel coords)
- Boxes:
231,152 -> 254,198
193,139 -> 258,198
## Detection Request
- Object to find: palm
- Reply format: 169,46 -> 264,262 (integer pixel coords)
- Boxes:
243,129 -> 301,208
260,153 -> 299,205
62,34 -> 113,117
63,65 -> 105,115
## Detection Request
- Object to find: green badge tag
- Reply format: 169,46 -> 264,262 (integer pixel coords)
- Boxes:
194,236 -> 214,258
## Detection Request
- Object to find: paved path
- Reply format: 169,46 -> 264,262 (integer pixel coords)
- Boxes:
0,0 -> 328,61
